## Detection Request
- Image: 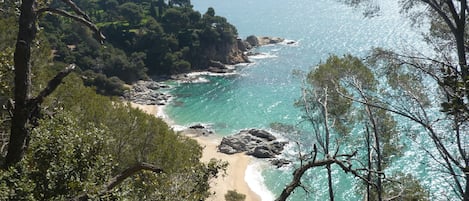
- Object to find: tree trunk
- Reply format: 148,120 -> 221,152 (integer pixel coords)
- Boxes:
4,0 -> 36,168
366,126 -> 372,201
327,164 -> 334,201
465,176 -> 469,201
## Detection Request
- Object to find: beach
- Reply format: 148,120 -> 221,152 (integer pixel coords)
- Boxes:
129,103 -> 261,201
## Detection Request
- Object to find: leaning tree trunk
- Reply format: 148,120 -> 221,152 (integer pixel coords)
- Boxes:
3,0 -> 99,168
4,0 -> 36,168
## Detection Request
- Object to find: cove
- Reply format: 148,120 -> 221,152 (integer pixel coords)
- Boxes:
164,0 -> 448,200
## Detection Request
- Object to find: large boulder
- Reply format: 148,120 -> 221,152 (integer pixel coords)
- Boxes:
245,35 -> 259,47
218,129 -> 287,158
248,146 -> 275,158
270,158 -> 291,168
237,38 -> 249,52
257,36 -> 284,46
248,129 -> 276,141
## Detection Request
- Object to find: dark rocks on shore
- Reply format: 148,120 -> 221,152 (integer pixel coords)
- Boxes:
183,124 -> 214,137
123,80 -> 171,105
207,60 -> 236,74
218,129 -> 287,158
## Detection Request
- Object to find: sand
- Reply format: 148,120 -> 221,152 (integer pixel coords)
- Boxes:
129,103 -> 261,201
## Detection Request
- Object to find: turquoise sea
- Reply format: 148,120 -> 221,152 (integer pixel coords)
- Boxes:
165,0 -> 452,200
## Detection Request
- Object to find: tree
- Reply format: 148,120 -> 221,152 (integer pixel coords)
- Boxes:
119,2 -> 143,26
3,0 -> 104,168
338,0 -> 469,200
278,55 -> 422,201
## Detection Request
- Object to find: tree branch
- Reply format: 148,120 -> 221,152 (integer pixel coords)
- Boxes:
37,7 -> 105,43
103,162 -> 163,192
33,64 -> 75,104
73,162 -> 163,201
60,0 -> 91,21
421,0 -> 457,33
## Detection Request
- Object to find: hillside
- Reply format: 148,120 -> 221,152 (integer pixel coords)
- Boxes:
41,0 -> 248,95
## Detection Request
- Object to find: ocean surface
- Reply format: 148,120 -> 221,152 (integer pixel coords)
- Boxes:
164,1 -> 451,200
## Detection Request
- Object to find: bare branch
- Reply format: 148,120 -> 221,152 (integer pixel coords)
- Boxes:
33,64 -> 75,104
60,0 -> 91,21
73,162 -> 163,201
37,7 -> 105,43
421,0 -> 457,33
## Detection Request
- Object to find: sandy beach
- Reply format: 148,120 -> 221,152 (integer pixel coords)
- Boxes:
130,103 -> 261,201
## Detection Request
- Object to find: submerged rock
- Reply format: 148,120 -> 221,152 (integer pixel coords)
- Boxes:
270,158 -> 291,168
218,129 -> 287,158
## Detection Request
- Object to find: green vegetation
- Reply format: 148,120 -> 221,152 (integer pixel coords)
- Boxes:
0,1 -> 227,200
0,70 -> 227,200
40,0 -> 240,95
277,55 -> 427,201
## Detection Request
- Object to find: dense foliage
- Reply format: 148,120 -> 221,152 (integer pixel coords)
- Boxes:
0,71 -> 226,200
40,0 -> 239,95
0,5 -> 227,199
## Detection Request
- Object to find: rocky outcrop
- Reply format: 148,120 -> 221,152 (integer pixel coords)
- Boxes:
244,35 -> 284,47
123,80 -> 171,105
200,35 -> 287,71
218,129 -> 287,158
207,60 -> 234,74
270,158 -> 291,168
245,35 -> 260,47
257,36 -> 284,46
182,124 -> 214,137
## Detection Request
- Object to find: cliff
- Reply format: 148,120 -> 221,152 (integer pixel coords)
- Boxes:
201,36 -> 285,71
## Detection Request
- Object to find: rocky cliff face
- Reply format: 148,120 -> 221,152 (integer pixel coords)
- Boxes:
200,38 -> 249,67
201,35 -> 285,70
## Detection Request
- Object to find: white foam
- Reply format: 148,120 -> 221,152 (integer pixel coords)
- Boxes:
245,160 -> 276,201
248,52 -> 278,60
234,62 -> 252,67
183,71 -> 239,79
280,39 -> 299,46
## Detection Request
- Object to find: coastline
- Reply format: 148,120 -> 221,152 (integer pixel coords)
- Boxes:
129,102 -> 262,201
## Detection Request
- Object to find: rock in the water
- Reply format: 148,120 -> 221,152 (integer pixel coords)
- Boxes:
248,146 -> 275,158
248,129 -> 276,141
218,129 -> 287,158
189,124 -> 205,129
270,159 -> 291,168
245,35 -> 259,47
208,67 -> 233,74
257,36 -> 284,46
219,137 -> 248,154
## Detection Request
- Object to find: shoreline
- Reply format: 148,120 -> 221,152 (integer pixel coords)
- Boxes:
129,103 -> 262,201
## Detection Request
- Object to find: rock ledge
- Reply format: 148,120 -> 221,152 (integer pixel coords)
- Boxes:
218,129 -> 287,158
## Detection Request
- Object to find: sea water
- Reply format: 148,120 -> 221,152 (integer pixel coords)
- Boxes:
165,0 -> 449,200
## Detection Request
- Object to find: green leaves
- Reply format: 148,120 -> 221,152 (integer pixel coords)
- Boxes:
306,54 -> 377,135
28,113 -> 114,200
